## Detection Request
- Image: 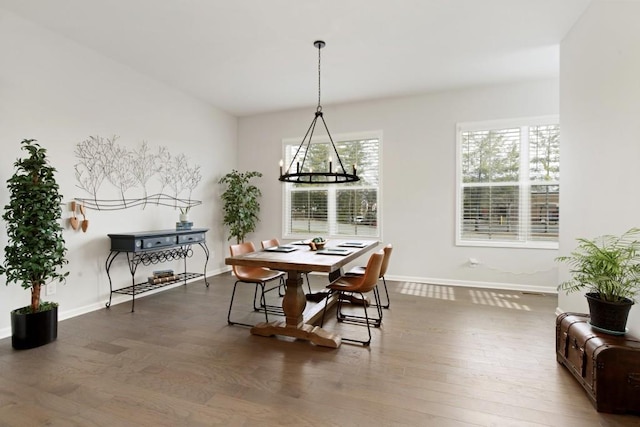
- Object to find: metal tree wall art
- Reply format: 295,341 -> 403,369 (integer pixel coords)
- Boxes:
74,135 -> 202,211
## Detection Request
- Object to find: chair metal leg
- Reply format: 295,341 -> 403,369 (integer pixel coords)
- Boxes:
259,283 -> 269,323
373,286 -> 384,323
340,291 -> 372,346
252,285 -> 261,311
322,289 -> 375,346
345,274 -> 390,309
229,280 -> 278,328
304,273 -> 312,294
228,281 -> 267,327
278,276 -> 286,297
252,277 -> 286,316
320,289 -> 334,327
369,277 -> 390,310
380,276 -> 390,309
336,290 -> 382,327
227,281 -> 240,325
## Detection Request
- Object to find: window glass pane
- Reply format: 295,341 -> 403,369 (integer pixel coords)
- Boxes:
462,129 -> 520,184
461,185 -> 520,241
336,189 -> 378,236
529,184 -> 559,241
288,190 -> 328,234
283,136 -> 380,239
529,124 -> 560,182
335,139 -> 379,187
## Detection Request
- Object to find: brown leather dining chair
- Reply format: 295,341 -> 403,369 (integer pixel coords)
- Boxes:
320,250 -> 384,346
260,238 -> 312,294
346,243 -> 393,309
228,242 -> 285,327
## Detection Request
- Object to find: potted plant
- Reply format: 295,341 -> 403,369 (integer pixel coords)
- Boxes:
219,170 -> 262,244
556,227 -> 640,335
0,139 -> 68,349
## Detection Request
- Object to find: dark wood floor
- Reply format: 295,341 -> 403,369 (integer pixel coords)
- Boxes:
0,273 -> 638,426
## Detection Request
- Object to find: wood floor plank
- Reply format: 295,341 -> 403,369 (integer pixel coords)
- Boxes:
0,273 -> 638,426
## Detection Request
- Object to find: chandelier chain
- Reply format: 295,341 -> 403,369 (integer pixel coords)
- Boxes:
317,43 -> 322,111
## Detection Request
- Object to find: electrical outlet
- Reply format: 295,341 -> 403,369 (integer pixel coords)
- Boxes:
46,282 -> 56,295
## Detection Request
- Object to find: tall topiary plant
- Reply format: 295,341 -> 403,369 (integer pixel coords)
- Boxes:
0,139 -> 68,314
219,170 -> 262,244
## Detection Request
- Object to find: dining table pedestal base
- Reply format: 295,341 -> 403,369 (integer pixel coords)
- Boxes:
250,322 -> 341,348
250,270 -> 342,348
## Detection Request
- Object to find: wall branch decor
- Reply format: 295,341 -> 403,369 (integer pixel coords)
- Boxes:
73,135 -> 202,211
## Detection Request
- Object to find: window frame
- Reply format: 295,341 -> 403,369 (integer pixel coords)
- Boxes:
455,116 -> 559,250
281,130 -> 383,241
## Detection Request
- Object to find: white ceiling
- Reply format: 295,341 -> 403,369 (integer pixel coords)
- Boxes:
1,0 -> 591,117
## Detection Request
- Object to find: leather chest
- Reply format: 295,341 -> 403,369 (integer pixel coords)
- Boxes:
556,312 -> 640,413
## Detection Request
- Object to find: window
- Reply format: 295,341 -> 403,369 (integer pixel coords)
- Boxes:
456,117 -> 559,248
283,132 -> 381,239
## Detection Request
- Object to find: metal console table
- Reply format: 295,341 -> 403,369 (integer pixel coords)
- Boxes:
105,228 -> 209,311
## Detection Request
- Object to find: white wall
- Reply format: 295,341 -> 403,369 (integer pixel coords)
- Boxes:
238,79 -> 560,293
0,9 -> 237,336
559,0 -> 640,334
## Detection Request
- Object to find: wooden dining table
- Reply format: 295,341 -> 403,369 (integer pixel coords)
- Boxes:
224,239 -> 379,348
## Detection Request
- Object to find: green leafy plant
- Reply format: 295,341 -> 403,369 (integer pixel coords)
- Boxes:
556,228 -> 640,302
0,139 -> 69,313
219,170 -> 262,244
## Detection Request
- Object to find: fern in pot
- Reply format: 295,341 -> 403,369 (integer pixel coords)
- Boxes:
0,139 -> 68,349
557,228 -> 640,335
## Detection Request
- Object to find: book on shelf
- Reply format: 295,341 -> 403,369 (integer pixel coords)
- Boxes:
152,269 -> 174,278
147,275 -> 178,285
176,221 -> 193,230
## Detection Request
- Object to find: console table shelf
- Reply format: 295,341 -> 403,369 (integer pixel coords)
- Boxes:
111,272 -> 204,296
106,228 -> 209,311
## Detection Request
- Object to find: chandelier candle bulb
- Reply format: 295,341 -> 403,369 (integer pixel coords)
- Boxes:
279,159 -> 283,176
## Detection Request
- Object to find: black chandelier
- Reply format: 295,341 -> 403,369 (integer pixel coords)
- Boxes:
279,40 -> 359,184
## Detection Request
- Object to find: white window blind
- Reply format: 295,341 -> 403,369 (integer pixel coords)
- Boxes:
283,134 -> 381,239
456,118 -> 559,248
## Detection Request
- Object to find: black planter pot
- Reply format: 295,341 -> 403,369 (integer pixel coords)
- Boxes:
11,305 -> 58,350
586,292 -> 634,335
